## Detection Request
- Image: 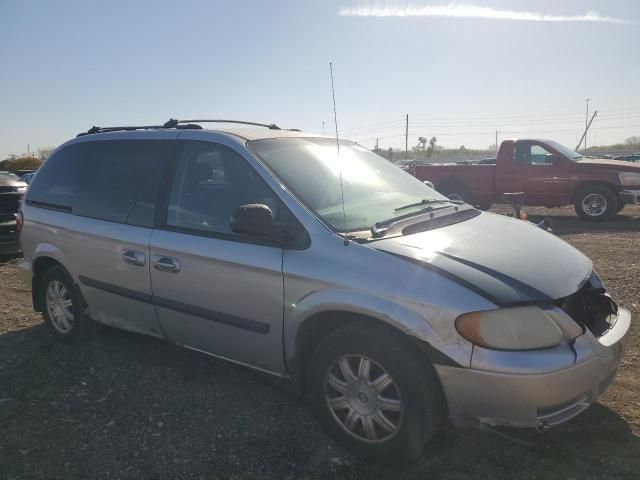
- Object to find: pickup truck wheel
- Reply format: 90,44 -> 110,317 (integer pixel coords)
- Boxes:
574,186 -> 618,222
439,184 -> 472,205
308,324 -> 444,465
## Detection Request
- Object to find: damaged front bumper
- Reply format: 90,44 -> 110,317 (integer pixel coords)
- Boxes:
435,305 -> 631,429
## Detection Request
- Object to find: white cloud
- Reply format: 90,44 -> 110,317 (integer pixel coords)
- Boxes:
337,4 -> 631,24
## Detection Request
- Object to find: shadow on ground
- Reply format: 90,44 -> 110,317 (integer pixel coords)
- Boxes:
1,324 -> 639,479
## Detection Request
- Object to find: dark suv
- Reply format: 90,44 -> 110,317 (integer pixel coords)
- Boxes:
0,171 -> 27,256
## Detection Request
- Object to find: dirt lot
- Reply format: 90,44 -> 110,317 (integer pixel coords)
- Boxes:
1,205 -> 639,480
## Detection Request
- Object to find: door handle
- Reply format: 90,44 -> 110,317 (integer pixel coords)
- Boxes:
121,249 -> 146,266
152,255 -> 181,273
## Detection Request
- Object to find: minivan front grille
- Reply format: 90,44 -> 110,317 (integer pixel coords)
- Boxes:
555,272 -> 617,338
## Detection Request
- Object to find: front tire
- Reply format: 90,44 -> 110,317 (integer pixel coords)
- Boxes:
40,266 -> 92,343
574,185 -> 618,222
308,324 -> 444,465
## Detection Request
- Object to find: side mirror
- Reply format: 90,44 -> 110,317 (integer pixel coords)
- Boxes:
230,204 -> 276,237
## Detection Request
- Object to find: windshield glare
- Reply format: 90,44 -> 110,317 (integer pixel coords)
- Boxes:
249,137 -> 450,232
545,140 -> 583,160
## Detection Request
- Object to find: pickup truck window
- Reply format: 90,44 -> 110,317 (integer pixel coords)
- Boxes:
513,142 -> 555,166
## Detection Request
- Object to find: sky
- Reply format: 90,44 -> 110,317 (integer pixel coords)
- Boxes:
1,0 -> 639,158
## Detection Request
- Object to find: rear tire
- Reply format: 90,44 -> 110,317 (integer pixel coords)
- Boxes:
40,266 -> 92,343
574,185 -> 618,222
308,324 -> 444,465
438,184 -> 473,205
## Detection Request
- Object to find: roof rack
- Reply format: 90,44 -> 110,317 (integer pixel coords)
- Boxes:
171,119 -> 281,130
77,118 -> 283,137
77,121 -> 202,137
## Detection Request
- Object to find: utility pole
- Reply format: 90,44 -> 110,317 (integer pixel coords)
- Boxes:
27,144 -> 30,157
405,114 -> 408,160
575,110 -> 598,152
375,138 -> 379,151
495,130 -> 499,153
584,98 -> 591,150
322,121 -> 326,135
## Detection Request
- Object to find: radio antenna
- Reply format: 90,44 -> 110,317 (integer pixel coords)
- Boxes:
330,62 -> 340,152
330,62 -> 348,244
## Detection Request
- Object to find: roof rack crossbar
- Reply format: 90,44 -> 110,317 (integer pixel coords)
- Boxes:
77,122 -> 203,137
176,119 -> 281,130
77,118 -> 283,137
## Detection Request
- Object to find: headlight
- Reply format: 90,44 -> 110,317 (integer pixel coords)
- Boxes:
619,172 -> 640,187
455,305 -> 581,350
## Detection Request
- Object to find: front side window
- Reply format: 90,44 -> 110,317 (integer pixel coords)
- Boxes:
513,142 -> 555,165
167,141 -> 284,235
249,137 -> 451,232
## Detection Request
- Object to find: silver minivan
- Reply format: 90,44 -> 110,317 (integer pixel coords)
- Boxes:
18,120 -> 631,464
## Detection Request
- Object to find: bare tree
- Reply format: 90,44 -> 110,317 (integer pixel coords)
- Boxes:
625,136 -> 640,147
37,147 -> 55,161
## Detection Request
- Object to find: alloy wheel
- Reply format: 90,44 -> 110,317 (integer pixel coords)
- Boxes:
324,355 -> 404,444
46,280 -> 74,334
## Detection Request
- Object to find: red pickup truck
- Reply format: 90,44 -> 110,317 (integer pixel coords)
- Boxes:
408,139 -> 640,221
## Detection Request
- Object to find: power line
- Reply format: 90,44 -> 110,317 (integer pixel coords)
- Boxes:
338,109 -> 640,134
354,123 -> 640,143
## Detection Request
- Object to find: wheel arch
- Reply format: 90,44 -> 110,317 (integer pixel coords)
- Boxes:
31,255 -> 68,312
570,180 -> 620,203
437,177 -> 471,193
436,178 -> 474,203
284,291 -> 454,393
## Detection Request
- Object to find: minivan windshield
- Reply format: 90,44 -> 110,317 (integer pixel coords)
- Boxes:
545,140 -> 584,161
249,137 -> 453,232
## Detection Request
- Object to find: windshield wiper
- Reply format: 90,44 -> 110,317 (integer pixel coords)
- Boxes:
371,203 -> 456,238
394,199 -> 454,212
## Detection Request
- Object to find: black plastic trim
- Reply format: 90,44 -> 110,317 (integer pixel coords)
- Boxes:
78,275 -> 152,303
25,199 -> 73,213
153,296 -> 270,334
78,275 -> 270,334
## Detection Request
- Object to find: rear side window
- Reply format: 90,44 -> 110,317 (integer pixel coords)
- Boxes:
27,140 -> 174,227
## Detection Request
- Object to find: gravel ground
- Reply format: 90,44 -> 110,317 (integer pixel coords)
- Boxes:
1,205 -> 639,479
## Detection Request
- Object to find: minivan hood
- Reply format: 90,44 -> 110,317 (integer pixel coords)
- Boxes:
371,212 -> 592,305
